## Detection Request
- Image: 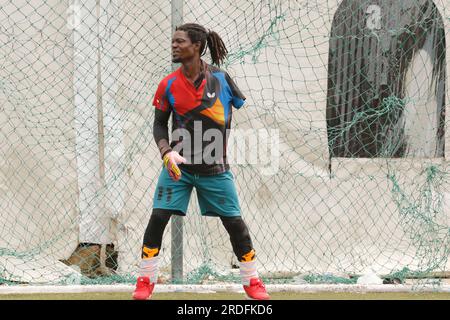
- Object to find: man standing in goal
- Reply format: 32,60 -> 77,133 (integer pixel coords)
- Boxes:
132,23 -> 269,300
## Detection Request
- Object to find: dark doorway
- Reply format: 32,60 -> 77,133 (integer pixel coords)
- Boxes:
326,0 -> 446,158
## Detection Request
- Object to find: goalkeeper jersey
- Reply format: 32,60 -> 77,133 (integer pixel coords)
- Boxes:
152,61 -> 246,175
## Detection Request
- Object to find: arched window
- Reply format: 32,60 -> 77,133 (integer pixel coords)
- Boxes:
326,0 -> 445,158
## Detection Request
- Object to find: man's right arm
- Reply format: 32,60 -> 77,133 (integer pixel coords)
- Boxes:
153,108 -> 172,159
153,108 -> 186,181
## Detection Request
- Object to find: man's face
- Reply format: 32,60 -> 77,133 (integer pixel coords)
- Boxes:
172,30 -> 200,63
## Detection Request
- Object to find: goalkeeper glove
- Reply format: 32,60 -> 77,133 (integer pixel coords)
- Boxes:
163,151 -> 186,181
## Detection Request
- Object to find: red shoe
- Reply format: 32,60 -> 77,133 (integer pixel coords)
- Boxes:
132,276 -> 155,300
243,278 -> 270,300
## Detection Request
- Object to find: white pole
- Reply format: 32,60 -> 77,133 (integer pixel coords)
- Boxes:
73,0 -> 110,244
171,0 -> 183,283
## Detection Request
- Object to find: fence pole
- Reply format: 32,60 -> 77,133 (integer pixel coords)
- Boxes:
170,0 -> 184,284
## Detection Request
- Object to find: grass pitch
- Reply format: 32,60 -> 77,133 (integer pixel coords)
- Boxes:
1,291 -> 449,300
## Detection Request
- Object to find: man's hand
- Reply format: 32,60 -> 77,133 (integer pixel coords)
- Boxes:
163,151 -> 187,181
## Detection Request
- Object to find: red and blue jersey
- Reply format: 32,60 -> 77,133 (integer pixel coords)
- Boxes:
152,62 -> 246,175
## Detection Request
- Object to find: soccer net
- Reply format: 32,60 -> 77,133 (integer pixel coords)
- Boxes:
0,0 -> 449,287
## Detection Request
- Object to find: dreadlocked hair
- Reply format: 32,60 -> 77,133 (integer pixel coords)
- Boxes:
176,23 -> 228,66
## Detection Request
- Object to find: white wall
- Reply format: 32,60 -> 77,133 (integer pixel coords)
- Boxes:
0,0 -> 78,266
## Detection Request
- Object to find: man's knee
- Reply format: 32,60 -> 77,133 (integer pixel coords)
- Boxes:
142,209 -> 176,254
220,216 -> 254,261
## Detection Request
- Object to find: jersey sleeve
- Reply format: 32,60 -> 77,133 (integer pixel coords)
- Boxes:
225,73 -> 246,109
152,79 -> 170,112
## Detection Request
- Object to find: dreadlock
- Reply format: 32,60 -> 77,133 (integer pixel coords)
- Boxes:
176,23 -> 228,66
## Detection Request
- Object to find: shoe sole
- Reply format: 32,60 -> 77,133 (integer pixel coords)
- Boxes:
245,295 -> 270,300
132,294 -> 153,300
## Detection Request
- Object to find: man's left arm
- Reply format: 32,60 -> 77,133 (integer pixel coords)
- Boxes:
225,72 -> 246,109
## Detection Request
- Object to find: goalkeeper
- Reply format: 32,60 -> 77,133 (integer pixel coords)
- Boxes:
132,23 -> 269,300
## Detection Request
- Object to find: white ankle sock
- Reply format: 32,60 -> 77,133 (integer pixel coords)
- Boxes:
239,260 -> 258,286
139,256 -> 159,283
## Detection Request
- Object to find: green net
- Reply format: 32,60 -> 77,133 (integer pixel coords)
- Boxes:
0,0 -> 449,288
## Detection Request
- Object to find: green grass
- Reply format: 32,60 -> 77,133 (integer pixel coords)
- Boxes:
1,291 -> 449,300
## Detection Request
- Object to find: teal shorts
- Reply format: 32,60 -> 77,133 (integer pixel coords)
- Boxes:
152,168 -> 241,217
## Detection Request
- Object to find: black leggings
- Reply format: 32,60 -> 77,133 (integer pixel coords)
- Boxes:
142,208 -> 254,261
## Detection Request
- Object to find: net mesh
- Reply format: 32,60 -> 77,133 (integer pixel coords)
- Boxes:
0,0 -> 449,287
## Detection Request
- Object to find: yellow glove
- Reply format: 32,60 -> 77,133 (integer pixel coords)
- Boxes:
163,151 -> 186,181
